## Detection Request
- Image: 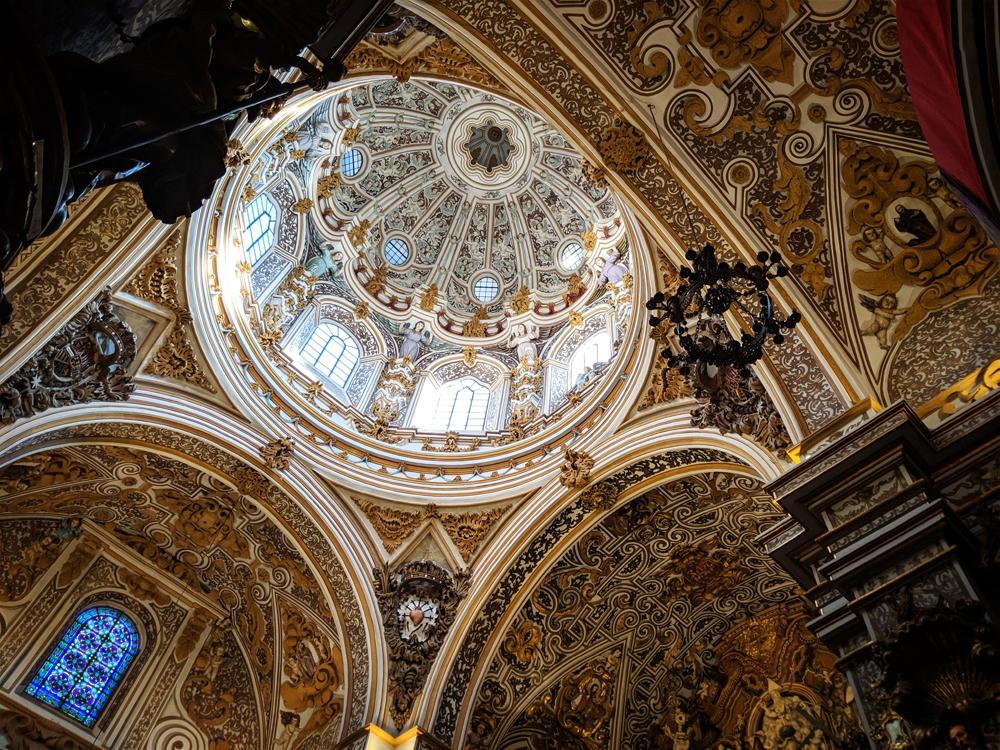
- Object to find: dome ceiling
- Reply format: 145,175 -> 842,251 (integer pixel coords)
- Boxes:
308,79 -> 619,334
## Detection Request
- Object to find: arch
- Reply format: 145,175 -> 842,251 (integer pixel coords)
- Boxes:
243,193 -> 277,265
302,322 -> 361,388
26,606 -> 140,727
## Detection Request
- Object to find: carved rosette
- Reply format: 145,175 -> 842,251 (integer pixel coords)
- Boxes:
597,123 -> 648,173
0,288 -> 136,425
373,560 -> 471,728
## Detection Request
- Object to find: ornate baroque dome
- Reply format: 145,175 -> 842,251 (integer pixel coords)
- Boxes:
193,77 -> 653,498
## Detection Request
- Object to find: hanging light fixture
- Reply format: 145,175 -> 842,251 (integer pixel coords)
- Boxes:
644,105 -> 801,378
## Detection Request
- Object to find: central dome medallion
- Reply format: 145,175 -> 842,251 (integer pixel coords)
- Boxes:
462,118 -> 515,174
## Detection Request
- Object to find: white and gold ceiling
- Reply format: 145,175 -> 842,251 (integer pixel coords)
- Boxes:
0,0 -> 998,749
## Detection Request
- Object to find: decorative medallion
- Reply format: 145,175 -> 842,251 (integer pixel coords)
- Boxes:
463,119 -> 516,174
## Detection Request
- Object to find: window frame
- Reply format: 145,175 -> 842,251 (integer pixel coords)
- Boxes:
300,322 -> 361,389
569,330 -> 612,384
243,193 -> 277,265
341,148 -> 365,179
427,377 -> 491,432
25,606 -> 140,728
472,274 -> 500,303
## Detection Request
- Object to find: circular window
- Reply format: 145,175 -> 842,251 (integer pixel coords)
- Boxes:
561,241 -> 585,270
473,275 -> 500,302
384,238 -> 409,266
341,148 -> 364,178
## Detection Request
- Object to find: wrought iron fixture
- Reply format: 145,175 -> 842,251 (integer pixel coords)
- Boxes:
645,244 -> 801,378
645,104 -> 801,378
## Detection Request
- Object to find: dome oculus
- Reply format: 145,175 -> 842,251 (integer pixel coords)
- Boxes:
473,275 -> 500,302
341,148 -> 364,178
462,119 -> 515,174
384,238 -> 409,266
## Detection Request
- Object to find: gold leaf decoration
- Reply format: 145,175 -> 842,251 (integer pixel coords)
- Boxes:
144,324 -> 218,393
419,283 -> 440,311
349,219 -> 372,247
510,285 -> 531,314
463,346 -> 477,367
503,621 -> 542,664
353,497 -> 426,553
291,198 -> 313,214
352,498 -> 509,560
439,505 -> 511,562
354,301 -> 370,320
598,123 -> 648,172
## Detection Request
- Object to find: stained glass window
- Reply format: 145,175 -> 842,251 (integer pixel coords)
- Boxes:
26,607 -> 139,727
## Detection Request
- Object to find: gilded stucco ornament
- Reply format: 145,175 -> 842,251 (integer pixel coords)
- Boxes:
0,288 -> 135,425
598,122 -> 648,173
525,651 -> 620,749
559,449 -> 595,489
259,437 -> 296,470
374,560 -> 471,729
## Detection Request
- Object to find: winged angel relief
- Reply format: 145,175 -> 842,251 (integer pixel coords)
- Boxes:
840,140 -> 1000,349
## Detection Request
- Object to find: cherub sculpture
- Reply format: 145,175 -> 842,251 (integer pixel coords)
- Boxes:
860,293 -> 908,350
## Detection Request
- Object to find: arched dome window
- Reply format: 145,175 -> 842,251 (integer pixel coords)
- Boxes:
427,378 -> 490,432
26,607 -> 140,727
570,331 -> 612,386
301,323 -> 361,388
243,193 -> 277,264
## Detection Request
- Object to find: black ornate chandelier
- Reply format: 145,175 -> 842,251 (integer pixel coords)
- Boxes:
645,243 -> 801,378
645,103 -> 801,379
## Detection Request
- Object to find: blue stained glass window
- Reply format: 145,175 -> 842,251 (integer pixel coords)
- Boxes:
26,607 -> 139,727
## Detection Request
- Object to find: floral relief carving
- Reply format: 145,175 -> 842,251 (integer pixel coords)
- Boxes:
559,449 -> 595,489
126,231 -> 217,393
353,497 -> 509,561
259,437 -> 296,470
696,0 -> 796,85
597,123 -> 649,173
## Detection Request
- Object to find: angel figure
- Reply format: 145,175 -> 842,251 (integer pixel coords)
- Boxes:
598,249 -> 629,286
858,227 -> 894,264
860,293 -> 908,350
304,241 -> 344,279
275,712 -> 301,750
398,321 -> 432,361
507,323 -> 539,364
927,177 -> 963,210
